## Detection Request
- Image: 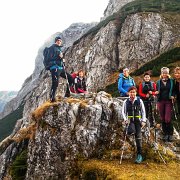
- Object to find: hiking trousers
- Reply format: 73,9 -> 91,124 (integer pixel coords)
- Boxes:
50,69 -> 74,99
157,100 -> 173,136
144,101 -> 155,127
127,118 -> 142,154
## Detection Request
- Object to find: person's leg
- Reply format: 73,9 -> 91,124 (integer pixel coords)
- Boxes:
134,119 -> 143,163
60,70 -> 74,97
157,100 -> 167,138
50,69 -> 60,102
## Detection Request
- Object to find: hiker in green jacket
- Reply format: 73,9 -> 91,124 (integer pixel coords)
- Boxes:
156,67 -> 175,142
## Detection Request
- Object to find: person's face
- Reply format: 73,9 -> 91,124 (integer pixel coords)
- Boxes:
129,90 -> 137,99
144,75 -> 150,82
123,70 -> 129,77
79,71 -> 84,77
161,72 -> 169,79
174,70 -> 180,80
56,39 -> 62,46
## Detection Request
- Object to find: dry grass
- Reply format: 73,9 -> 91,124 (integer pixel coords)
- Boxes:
32,101 -> 59,121
81,159 -> 180,180
65,98 -> 89,108
12,123 -> 37,142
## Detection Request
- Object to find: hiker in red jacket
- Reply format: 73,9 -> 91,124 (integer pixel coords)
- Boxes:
139,72 -> 158,127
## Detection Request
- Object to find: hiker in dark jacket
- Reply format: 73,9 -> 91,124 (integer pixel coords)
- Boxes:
74,70 -> 87,93
122,86 -> 146,163
139,72 -> 158,127
174,67 -> 180,116
156,67 -> 175,142
118,68 -> 136,97
49,36 -> 74,102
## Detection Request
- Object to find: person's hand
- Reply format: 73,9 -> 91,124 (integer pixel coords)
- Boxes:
59,52 -> 63,58
146,94 -> 150,98
155,91 -> 159,94
149,91 -> 152,94
62,59 -> 66,63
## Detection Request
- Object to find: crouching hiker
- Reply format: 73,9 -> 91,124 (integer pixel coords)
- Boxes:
122,86 -> 146,163
74,70 -> 87,93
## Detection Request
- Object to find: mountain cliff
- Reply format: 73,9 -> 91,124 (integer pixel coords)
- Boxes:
0,91 -> 17,113
0,0 -> 180,179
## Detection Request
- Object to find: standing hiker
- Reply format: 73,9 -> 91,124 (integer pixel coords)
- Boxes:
174,67 -> 180,116
74,70 -> 87,93
45,36 -> 74,102
122,86 -> 146,163
156,67 -> 175,142
118,68 -> 136,97
139,72 -> 158,127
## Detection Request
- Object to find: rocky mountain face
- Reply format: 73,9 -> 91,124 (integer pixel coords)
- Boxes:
0,22 -> 96,120
0,92 -> 179,179
0,91 -> 17,113
102,0 -> 135,20
0,0 -> 180,178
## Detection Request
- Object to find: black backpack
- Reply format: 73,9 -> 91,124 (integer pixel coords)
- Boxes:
43,47 -> 52,70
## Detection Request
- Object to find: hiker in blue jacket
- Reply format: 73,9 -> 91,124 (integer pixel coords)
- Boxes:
48,36 -> 74,102
118,68 -> 136,97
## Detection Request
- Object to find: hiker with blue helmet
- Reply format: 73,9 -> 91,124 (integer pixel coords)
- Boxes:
139,72 -> 158,127
48,36 -> 74,102
156,67 -> 175,142
122,86 -> 146,164
118,68 -> 136,97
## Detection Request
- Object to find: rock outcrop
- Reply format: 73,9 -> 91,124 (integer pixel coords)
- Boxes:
102,0 -> 135,20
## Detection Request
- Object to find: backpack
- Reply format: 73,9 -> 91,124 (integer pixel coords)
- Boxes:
43,47 -> 52,70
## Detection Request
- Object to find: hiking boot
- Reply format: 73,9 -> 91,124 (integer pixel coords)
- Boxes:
50,97 -> 56,103
168,135 -> 174,142
135,154 -> 143,164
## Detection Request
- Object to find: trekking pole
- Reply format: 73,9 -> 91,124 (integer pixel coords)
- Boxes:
154,128 -> 167,165
172,99 -> 178,120
120,117 -> 130,165
172,99 -> 180,132
62,61 -> 72,95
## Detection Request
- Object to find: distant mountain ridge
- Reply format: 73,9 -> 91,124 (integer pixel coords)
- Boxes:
0,91 -> 17,113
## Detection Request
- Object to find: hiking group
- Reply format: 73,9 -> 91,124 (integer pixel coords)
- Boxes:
120,67 -> 180,163
43,36 -> 86,102
43,36 -> 180,164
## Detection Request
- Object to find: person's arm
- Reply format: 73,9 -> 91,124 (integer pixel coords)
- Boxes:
139,83 -> 146,98
139,99 -> 146,123
118,78 -> 127,94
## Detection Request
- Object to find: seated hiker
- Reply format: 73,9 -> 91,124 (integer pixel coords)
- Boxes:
174,67 -> 180,116
156,67 -> 175,142
43,36 -> 74,102
139,72 -> 158,127
74,70 -> 87,93
122,86 -> 146,164
118,68 -> 136,97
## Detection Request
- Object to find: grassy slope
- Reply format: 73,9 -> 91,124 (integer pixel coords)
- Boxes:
0,104 -> 24,142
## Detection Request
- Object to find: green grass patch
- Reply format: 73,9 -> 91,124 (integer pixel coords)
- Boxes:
0,103 -> 24,142
10,148 -> 27,180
